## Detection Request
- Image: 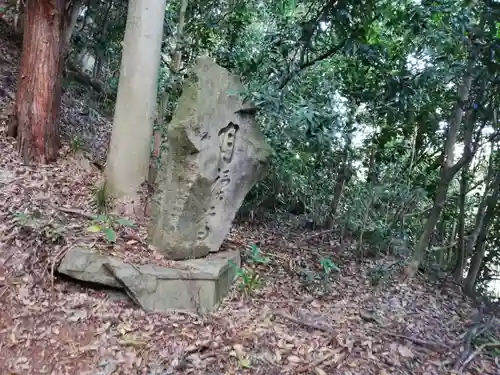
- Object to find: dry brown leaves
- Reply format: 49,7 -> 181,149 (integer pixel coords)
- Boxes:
0,136 -> 499,375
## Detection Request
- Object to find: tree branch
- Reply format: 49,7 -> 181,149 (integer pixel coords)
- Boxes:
278,41 -> 345,89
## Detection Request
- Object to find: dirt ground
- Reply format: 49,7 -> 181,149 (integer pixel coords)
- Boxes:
0,14 -> 499,375
1,139 -> 499,375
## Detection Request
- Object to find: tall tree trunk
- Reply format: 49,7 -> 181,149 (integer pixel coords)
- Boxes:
92,51 -> 104,78
444,221 -> 457,268
149,0 -> 188,184
326,133 -> 352,229
454,162 -> 469,280
92,0 -> 113,78
13,0 -> 23,32
366,136 -> 378,185
404,69 -> 473,277
464,146 -> 495,254
9,0 -> 74,163
171,0 -> 188,72
65,0 -> 81,48
329,173 -> 345,221
454,141 -> 495,280
464,170 -> 500,295
158,0 -> 188,123
105,0 -> 167,199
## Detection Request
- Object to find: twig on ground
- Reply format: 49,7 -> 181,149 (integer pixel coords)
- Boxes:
1,249 -> 16,266
252,296 -> 314,304
273,310 -> 336,335
460,341 -> 500,370
453,317 -> 495,372
300,229 -> 335,242
92,295 -> 109,314
371,328 -> 450,353
48,203 -> 94,220
0,285 -> 9,299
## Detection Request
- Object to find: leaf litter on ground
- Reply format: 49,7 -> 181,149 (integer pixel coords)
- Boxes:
0,136 -> 499,375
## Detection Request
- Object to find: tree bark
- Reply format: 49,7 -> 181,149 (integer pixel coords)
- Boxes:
326,136 -> 352,229
92,0 -> 113,79
13,0 -> 23,32
105,0 -> 167,198
65,0 -> 81,48
454,162 -> 469,280
149,0 -> 189,184
329,173 -> 345,221
157,0 -> 188,126
464,170 -> 500,295
405,69 -> 473,277
454,142 -> 494,280
366,136 -> 379,185
10,0 -> 74,163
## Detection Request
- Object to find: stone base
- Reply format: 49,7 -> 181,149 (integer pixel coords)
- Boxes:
57,247 -> 240,313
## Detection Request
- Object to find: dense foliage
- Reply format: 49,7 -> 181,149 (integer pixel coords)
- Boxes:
35,0 -> 500,297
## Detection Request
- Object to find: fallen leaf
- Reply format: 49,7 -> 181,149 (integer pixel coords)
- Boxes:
87,224 -> 101,233
287,355 -> 302,363
118,334 -> 147,348
239,357 -> 251,368
398,345 -> 414,358
233,343 -> 245,358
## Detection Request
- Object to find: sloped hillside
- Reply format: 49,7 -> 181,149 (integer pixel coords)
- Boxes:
0,17 -> 499,375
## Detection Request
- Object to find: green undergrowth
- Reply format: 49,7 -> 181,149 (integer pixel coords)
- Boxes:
229,242 -> 342,297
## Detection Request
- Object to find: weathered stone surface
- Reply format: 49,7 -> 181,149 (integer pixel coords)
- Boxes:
58,247 -> 240,313
148,56 -> 272,260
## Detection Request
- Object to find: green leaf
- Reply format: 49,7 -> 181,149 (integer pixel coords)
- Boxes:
320,257 -> 340,274
87,225 -> 102,233
115,218 -> 135,227
239,357 -> 251,369
102,227 -> 117,243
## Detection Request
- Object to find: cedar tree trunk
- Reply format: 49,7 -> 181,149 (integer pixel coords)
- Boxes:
11,0 -> 73,163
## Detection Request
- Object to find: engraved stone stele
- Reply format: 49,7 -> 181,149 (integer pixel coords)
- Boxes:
148,56 -> 272,260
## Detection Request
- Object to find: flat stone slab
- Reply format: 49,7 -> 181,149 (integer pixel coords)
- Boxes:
58,247 -> 240,313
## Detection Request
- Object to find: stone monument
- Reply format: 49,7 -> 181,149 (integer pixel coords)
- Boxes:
57,57 -> 271,314
148,56 -> 271,260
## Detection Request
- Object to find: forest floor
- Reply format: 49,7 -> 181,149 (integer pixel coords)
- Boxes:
0,136 -> 499,375
1,16 -> 500,375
